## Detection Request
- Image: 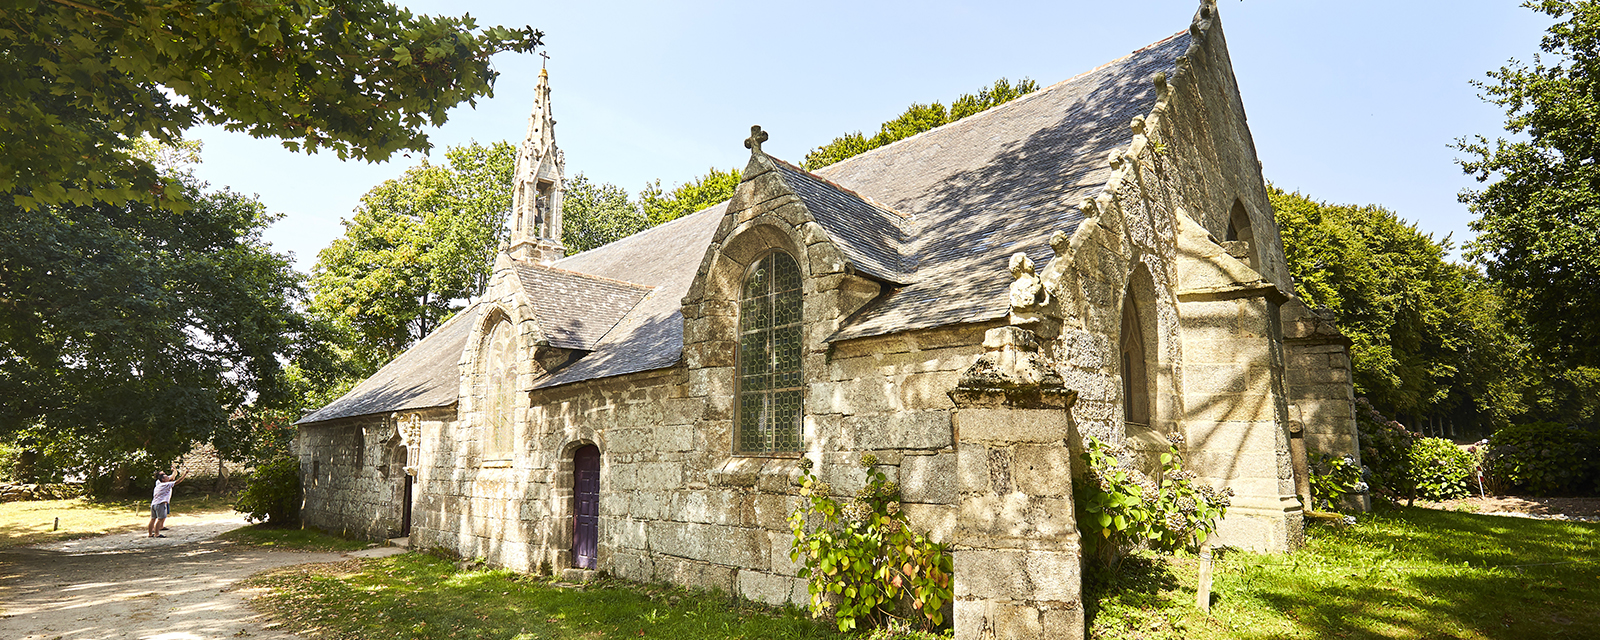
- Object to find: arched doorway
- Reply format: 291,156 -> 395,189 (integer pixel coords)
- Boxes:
572,445 -> 600,569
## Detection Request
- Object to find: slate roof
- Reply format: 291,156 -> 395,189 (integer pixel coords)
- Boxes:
300,31 -> 1192,422
771,161 -> 916,283
532,202 -> 727,389
295,303 -> 477,424
513,263 -> 653,350
815,32 -> 1189,340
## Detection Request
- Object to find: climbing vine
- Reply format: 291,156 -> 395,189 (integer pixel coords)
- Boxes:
788,454 -> 953,633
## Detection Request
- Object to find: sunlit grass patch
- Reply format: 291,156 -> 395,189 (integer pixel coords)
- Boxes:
0,493 -> 236,548
215,523 -> 373,552
1087,506 -> 1600,639
242,552 -> 846,640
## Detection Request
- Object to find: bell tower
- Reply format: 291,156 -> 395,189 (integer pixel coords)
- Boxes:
508,67 -> 566,264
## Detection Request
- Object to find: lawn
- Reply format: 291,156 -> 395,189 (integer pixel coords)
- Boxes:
0,492 -> 237,548
242,552 -> 847,640
1088,506 -> 1600,639
216,522 -> 375,553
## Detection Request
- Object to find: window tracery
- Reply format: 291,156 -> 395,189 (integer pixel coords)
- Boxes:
737,251 -> 803,454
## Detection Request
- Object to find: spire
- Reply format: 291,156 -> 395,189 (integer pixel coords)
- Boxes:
508,64 -> 566,264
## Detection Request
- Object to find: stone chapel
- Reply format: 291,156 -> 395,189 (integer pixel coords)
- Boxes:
295,2 -> 1362,637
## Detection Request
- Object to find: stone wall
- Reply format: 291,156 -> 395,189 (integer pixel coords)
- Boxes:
298,411 -> 428,540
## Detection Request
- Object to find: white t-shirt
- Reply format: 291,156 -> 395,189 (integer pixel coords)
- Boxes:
152,480 -> 177,506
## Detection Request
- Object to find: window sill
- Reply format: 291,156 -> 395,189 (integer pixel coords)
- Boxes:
480,458 -> 514,469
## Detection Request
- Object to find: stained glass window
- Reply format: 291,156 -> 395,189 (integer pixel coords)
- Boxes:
738,251 -> 804,454
483,320 -> 517,455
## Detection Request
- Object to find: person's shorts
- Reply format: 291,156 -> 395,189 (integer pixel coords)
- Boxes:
152,502 -> 170,519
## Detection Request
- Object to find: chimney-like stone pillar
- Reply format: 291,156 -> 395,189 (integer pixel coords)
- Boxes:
948,325 -> 1084,640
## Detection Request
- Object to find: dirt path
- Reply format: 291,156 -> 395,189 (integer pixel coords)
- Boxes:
0,511 -> 381,640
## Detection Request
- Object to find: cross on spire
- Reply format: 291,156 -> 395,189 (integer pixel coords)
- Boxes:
744,125 -> 769,154
539,50 -> 549,69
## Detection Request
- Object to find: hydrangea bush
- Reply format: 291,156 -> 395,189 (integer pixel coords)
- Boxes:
1075,434 -> 1231,573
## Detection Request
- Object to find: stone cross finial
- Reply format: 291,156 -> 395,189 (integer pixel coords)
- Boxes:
744,125 -> 769,154
540,50 -> 549,69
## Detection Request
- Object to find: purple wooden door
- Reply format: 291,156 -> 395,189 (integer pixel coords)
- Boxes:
573,445 -> 600,569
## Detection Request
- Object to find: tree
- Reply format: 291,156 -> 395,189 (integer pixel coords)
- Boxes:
803,78 -> 1038,170
308,141 -> 514,369
562,173 -> 646,254
1458,0 -> 1600,370
0,151 -> 309,471
2,0 -> 541,210
1271,187 -> 1529,433
639,167 -> 741,226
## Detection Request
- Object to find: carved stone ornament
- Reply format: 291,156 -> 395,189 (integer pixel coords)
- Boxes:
949,325 -> 1075,410
1007,252 -> 1049,327
396,413 -> 422,477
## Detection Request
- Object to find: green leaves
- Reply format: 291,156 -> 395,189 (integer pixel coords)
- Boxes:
802,77 -> 1038,170
1075,436 -> 1231,574
2,0 -> 541,211
1458,0 -> 1600,375
788,457 -> 952,632
638,167 -> 741,227
563,174 -> 646,254
308,141 -> 513,369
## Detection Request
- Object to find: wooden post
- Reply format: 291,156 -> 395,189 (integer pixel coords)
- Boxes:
1196,539 -> 1213,612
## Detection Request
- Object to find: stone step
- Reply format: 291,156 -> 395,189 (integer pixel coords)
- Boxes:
388,536 -> 410,549
559,568 -> 597,583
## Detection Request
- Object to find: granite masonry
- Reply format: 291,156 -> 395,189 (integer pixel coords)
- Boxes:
295,3 -> 1363,637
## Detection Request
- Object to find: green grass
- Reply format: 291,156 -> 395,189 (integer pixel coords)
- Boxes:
216,523 -> 374,552
1088,506 -> 1600,639
0,492 -> 237,548
242,552 -> 847,640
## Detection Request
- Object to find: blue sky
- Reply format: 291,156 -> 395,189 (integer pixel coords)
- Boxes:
186,1 -> 1554,272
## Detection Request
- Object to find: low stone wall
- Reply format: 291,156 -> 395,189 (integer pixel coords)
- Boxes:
0,482 -> 84,502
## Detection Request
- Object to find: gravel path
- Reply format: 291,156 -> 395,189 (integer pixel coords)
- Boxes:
0,512 -> 357,640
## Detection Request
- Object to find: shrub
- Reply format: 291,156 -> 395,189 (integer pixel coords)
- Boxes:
1484,422 -> 1600,496
788,454 -> 952,633
1354,398 -> 1417,502
1076,434 -> 1231,573
1407,437 -> 1476,501
1309,452 -> 1367,511
234,455 -> 302,524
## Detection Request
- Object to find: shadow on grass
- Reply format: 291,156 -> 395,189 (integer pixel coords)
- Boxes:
216,523 -> 372,553
1225,506 -> 1600,639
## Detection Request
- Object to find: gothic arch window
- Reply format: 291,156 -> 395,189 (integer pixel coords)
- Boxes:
480,319 -> 517,456
1120,286 -> 1152,428
1226,200 -> 1259,270
737,251 -> 804,454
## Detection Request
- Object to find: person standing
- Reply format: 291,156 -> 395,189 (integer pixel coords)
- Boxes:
147,467 -> 185,538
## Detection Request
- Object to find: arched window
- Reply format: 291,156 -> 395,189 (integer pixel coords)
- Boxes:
737,251 -> 804,454
1121,295 -> 1151,428
482,320 -> 517,455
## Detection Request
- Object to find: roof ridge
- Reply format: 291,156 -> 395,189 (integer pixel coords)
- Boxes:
552,200 -> 729,264
814,30 -> 1188,176
515,258 -> 656,291
770,157 -> 914,223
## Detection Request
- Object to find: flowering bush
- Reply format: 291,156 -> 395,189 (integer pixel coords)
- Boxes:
1484,422 -> 1600,496
1407,437 -> 1476,501
1076,434 -> 1231,572
1354,398 -> 1417,501
1308,452 -> 1366,511
788,454 -> 952,633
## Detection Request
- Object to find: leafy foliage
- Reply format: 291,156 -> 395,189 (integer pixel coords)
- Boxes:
1354,398 -> 1418,502
1,0 -> 541,210
562,173 -> 647,254
1406,437 -> 1477,501
234,455 -> 302,524
308,141 -> 514,370
788,454 -> 952,633
1076,435 -> 1231,573
1308,452 -> 1367,512
0,154 -> 307,472
803,78 -> 1038,170
1271,187 -> 1528,431
639,167 -> 741,227
1484,421 -> 1600,495
1458,0 -> 1600,372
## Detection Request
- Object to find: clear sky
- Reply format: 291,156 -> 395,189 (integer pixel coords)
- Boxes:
185,1 -> 1555,273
